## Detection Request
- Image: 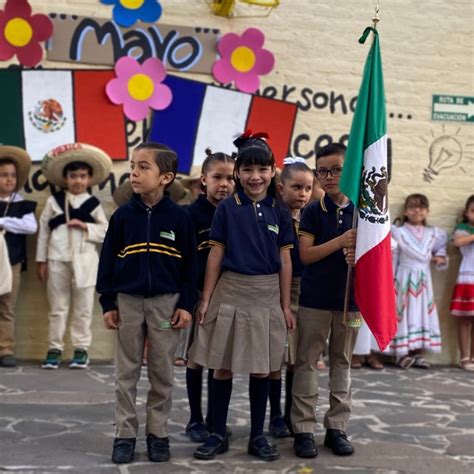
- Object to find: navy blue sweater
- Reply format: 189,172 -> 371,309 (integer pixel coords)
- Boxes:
186,195 -> 216,292
96,194 -> 198,314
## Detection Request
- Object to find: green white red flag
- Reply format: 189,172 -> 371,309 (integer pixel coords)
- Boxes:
340,27 -> 397,351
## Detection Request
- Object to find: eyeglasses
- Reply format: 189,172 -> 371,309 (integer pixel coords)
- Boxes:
315,167 -> 343,180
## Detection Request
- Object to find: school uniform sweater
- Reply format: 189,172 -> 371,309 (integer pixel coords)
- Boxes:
186,195 -> 216,291
97,194 -> 198,314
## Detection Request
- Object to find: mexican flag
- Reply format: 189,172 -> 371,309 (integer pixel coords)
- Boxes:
340,27 -> 397,351
0,69 -> 128,162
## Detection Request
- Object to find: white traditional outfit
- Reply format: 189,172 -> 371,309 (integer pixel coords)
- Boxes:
37,143 -> 111,352
390,223 -> 448,356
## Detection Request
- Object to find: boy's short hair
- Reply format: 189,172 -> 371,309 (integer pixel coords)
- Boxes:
316,143 -> 347,161
62,161 -> 93,178
0,158 -> 16,169
135,142 -> 178,176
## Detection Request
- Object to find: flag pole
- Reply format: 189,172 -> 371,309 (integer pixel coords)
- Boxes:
342,5 -> 380,327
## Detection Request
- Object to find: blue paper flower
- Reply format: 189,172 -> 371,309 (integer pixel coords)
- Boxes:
101,0 -> 162,28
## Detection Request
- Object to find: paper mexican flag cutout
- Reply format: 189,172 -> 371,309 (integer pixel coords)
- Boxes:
0,69 -> 128,162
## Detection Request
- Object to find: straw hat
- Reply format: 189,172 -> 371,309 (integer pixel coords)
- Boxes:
179,165 -> 202,188
112,179 -> 191,207
41,143 -> 112,187
0,145 -> 32,190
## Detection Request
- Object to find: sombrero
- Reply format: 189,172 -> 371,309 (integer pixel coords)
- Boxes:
179,165 -> 202,188
112,179 -> 191,207
41,143 -> 112,187
0,146 -> 32,190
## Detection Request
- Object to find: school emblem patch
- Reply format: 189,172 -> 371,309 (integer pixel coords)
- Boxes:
160,230 -> 176,241
28,99 -> 66,133
359,165 -> 389,224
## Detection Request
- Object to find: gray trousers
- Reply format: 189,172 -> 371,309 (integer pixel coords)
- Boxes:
291,306 -> 359,433
115,293 -> 180,438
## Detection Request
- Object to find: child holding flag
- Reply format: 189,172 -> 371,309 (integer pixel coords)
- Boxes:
291,143 -> 358,458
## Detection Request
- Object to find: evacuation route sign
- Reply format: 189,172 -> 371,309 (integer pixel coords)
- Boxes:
432,95 -> 474,123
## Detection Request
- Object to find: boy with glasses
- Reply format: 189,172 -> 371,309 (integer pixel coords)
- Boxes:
291,143 -> 359,458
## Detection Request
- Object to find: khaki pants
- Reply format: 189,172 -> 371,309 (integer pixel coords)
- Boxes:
115,293 -> 180,438
0,264 -> 21,357
47,260 -> 95,351
291,306 -> 359,433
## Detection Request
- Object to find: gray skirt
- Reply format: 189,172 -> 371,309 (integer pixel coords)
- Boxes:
188,271 -> 287,374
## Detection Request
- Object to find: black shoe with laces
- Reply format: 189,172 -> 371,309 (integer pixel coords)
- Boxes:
293,432 -> 318,458
111,437 -> 136,464
146,434 -> 170,462
324,429 -> 354,456
193,433 -> 229,460
248,435 -> 280,461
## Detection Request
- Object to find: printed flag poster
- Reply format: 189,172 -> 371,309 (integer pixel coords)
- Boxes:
0,69 -> 128,162
149,75 -> 298,173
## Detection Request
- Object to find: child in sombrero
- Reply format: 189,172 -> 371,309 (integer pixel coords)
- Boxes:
36,143 -> 112,369
0,146 -> 37,368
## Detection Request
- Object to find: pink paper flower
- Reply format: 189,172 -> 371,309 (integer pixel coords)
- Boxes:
106,56 -> 172,121
212,28 -> 275,94
0,0 -> 53,67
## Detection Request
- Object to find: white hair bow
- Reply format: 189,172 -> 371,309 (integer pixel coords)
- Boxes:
283,156 -> 306,165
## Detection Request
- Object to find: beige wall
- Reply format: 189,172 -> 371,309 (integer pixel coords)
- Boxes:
4,0 -> 473,363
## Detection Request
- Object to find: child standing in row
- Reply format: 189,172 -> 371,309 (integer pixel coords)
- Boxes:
97,142 -> 197,464
185,148 -> 235,442
189,132 -> 295,462
450,195 -> 474,370
0,146 -> 37,367
267,157 -> 314,438
390,193 -> 448,369
292,143 -> 358,458
37,144 -> 111,369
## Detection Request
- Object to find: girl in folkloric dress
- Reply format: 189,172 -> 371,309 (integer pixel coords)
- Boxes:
390,194 -> 448,369
450,195 -> 474,371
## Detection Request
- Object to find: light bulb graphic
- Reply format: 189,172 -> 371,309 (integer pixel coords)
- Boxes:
423,135 -> 462,182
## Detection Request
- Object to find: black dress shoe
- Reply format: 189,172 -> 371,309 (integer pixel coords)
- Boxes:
186,421 -> 210,442
0,354 -> 16,367
269,415 -> 291,438
324,429 -> 354,455
111,437 -> 136,464
147,434 -> 170,462
293,433 -> 318,458
248,435 -> 280,461
194,433 -> 229,460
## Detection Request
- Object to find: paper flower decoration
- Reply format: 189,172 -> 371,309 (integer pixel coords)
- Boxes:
213,27 -> 275,94
0,0 -> 53,67
100,0 -> 162,28
106,56 -> 172,121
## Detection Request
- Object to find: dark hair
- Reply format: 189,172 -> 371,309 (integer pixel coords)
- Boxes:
461,194 -> 474,223
0,158 -> 16,168
202,147 -> 235,175
134,142 -> 178,187
200,147 -> 235,192
62,161 -> 93,178
401,193 -> 430,226
280,161 -> 313,183
233,135 -> 276,198
316,143 -> 347,161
